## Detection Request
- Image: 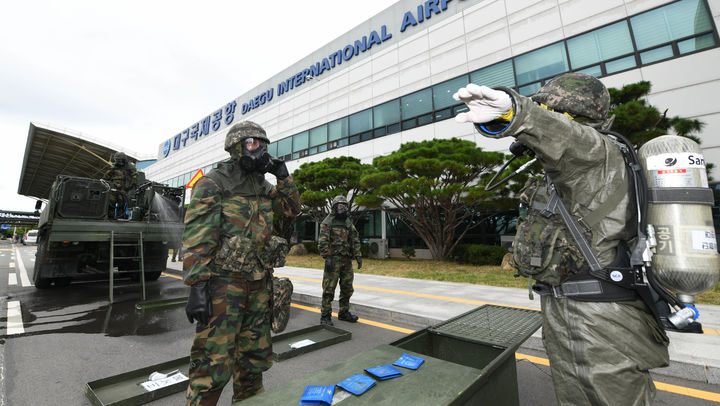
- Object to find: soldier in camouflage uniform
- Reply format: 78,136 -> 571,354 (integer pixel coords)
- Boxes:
183,121 -> 301,405
103,152 -> 138,219
317,195 -> 362,326
454,73 -> 669,405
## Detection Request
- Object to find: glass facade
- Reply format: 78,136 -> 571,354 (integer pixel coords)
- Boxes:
164,0 -> 719,201
567,21 -> 634,69
515,42 -> 569,86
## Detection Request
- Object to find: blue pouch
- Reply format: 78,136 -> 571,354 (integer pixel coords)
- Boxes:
393,353 -> 425,370
364,364 -> 403,380
337,374 -> 376,395
299,385 -> 335,405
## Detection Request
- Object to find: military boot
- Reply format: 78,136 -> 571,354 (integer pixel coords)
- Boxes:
338,310 -> 358,323
320,312 -> 333,326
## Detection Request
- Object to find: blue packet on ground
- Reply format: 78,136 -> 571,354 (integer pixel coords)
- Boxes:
299,384 -> 335,405
393,353 -> 425,370
337,374 -> 376,395
364,364 -> 403,380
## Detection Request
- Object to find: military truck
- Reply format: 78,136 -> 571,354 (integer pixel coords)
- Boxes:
34,175 -> 185,288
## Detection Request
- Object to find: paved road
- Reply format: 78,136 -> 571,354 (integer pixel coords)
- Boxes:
1,240 -> 718,405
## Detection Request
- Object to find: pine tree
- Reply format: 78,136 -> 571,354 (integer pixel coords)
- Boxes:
609,81 -> 712,179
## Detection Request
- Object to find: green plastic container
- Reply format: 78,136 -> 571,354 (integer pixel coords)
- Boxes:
248,304 -> 541,405
272,324 -> 352,361
85,356 -> 190,406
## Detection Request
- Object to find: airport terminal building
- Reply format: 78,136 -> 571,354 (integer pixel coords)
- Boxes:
145,0 -> 720,257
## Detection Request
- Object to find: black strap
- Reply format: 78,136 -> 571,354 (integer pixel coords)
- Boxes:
545,177 -> 604,273
533,277 -> 638,302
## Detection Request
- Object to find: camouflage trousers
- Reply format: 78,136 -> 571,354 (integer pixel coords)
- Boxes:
186,275 -> 273,406
321,256 -> 354,314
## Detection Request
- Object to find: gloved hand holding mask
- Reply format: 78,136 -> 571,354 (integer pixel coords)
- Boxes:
453,84 -> 512,124
265,157 -> 289,179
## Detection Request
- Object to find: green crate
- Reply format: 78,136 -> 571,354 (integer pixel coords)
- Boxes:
85,356 -> 189,406
248,305 -> 542,406
272,324 -> 352,361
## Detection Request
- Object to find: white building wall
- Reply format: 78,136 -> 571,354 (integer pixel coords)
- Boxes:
145,0 -> 720,184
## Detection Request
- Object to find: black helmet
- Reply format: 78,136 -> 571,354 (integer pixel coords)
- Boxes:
224,121 -> 270,153
532,73 -> 610,121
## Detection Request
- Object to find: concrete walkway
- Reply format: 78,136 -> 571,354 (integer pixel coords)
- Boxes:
165,261 -> 720,385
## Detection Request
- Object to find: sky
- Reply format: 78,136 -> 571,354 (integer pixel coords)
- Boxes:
0,0 -> 392,212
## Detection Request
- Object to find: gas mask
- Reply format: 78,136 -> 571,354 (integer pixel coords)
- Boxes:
334,203 -> 348,220
237,138 -> 271,173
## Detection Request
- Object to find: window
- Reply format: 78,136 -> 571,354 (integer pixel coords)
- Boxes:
349,109 -> 372,135
470,60 -> 515,88
277,137 -> 292,157
576,65 -> 603,77
605,55 -> 637,74
567,21 -> 633,69
433,76 -> 468,110
515,42 -> 569,85
267,142 -> 277,157
309,125 -> 327,147
518,82 -> 541,96
640,45 -> 674,64
373,99 -> 400,128
678,33 -> 716,54
293,131 -> 308,152
631,0 -> 714,50
401,88 -> 433,119
328,117 -> 348,141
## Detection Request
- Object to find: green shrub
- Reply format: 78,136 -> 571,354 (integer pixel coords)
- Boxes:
453,244 -> 506,266
401,245 -> 416,259
302,241 -> 319,254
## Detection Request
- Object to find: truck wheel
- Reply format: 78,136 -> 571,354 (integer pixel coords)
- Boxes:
34,239 -> 52,289
54,277 -> 72,287
35,276 -> 52,289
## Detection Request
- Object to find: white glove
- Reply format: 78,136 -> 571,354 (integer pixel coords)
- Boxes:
453,84 -> 512,124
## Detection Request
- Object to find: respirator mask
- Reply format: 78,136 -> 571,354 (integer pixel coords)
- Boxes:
238,137 -> 271,173
334,203 -> 348,220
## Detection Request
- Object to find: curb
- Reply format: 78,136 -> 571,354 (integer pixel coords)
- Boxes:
0,296 -> 7,406
291,291 -> 720,385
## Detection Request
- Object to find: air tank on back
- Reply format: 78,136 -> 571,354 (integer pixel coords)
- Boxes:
639,135 -> 720,304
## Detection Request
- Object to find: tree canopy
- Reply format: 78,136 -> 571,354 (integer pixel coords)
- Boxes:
609,80 -> 711,178
292,156 -> 374,223
356,137 -> 511,260
609,81 -> 705,146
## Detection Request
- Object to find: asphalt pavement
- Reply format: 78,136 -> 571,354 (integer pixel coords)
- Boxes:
2,240 -> 719,405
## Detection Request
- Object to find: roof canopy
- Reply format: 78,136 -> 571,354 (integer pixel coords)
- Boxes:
17,122 -> 141,201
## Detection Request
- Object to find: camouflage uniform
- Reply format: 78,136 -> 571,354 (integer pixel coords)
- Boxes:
183,158 -> 300,405
102,153 -> 138,219
318,209 -> 361,317
474,74 -> 669,405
